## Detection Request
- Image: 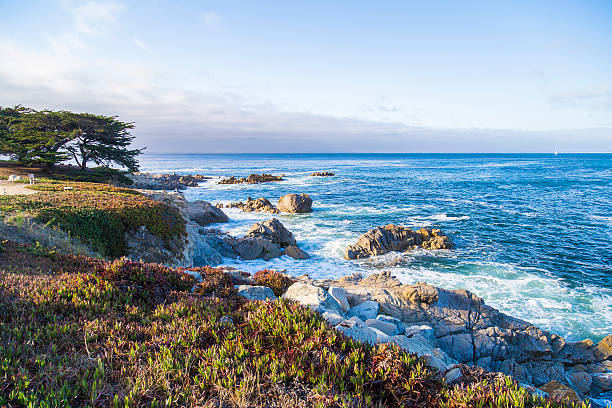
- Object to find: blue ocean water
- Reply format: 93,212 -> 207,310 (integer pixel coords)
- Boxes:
139,153 -> 612,342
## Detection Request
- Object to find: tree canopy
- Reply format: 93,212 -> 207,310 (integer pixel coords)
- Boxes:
0,106 -> 142,171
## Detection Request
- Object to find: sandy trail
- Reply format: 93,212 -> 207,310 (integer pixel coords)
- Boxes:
0,181 -> 37,195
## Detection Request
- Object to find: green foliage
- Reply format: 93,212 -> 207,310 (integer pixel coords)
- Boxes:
0,241 -> 592,408
0,183 -> 184,257
0,160 -> 133,185
0,105 -> 142,171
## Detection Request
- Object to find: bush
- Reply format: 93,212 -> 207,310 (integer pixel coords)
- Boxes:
253,269 -> 296,296
0,183 -> 184,257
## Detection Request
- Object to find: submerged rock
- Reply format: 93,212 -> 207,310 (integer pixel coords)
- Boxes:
277,193 -> 313,213
345,224 -> 453,259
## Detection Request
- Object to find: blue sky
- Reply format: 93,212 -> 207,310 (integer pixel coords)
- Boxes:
0,0 -> 611,152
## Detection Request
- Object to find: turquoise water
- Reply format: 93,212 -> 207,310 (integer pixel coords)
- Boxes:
139,153 -> 612,342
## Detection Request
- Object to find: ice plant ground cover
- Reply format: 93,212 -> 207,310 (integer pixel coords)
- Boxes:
0,240 -> 590,407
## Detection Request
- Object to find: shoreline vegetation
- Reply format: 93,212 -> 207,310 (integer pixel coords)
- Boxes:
1,161 -> 610,407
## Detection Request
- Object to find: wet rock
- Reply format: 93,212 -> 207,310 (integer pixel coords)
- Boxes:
234,236 -> 282,260
539,381 -> 582,404
222,196 -> 280,214
283,282 -> 343,315
277,193 -> 313,213
345,224 -> 453,259
310,171 -> 335,177
219,173 -> 283,184
187,200 -> 229,226
235,285 -> 277,301
594,335 -> 612,361
129,172 -> 210,189
335,317 -> 377,345
347,300 -> 379,321
284,245 -> 310,259
591,373 -> 612,394
246,218 -> 296,248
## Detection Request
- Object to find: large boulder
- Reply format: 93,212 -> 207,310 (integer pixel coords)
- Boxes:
235,285 -> 277,301
345,225 -> 452,259
187,200 -> 229,226
234,236 -> 282,261
246,218 -> 296,248
277,194 -> 313,213
283,245 -> 310,259
283,282 -> 343,315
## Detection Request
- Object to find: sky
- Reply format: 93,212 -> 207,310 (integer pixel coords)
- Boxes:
0,0 -> 611,153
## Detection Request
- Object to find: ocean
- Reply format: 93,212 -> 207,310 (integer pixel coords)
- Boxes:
138,153 -> 612,343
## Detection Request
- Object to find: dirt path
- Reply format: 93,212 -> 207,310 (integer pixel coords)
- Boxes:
0,181 -> 37,195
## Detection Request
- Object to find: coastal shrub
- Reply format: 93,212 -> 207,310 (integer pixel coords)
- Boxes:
0,240 -> 592,408
253,268 -> 296,296
0,186 -> 184,257
191,266 -> 236,297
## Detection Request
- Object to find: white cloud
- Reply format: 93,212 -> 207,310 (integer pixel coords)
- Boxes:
65,0 -> 124,36
549,84 -> 612,111
132,37 -> 148,51
0,23 -> 610,153
202,12 -> 220,26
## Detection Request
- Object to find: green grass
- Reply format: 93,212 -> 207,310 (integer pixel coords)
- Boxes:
0,240 -> 590,408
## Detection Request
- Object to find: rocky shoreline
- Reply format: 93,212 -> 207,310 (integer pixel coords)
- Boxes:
227,268 -> 612,404
126,172 -> 612,405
